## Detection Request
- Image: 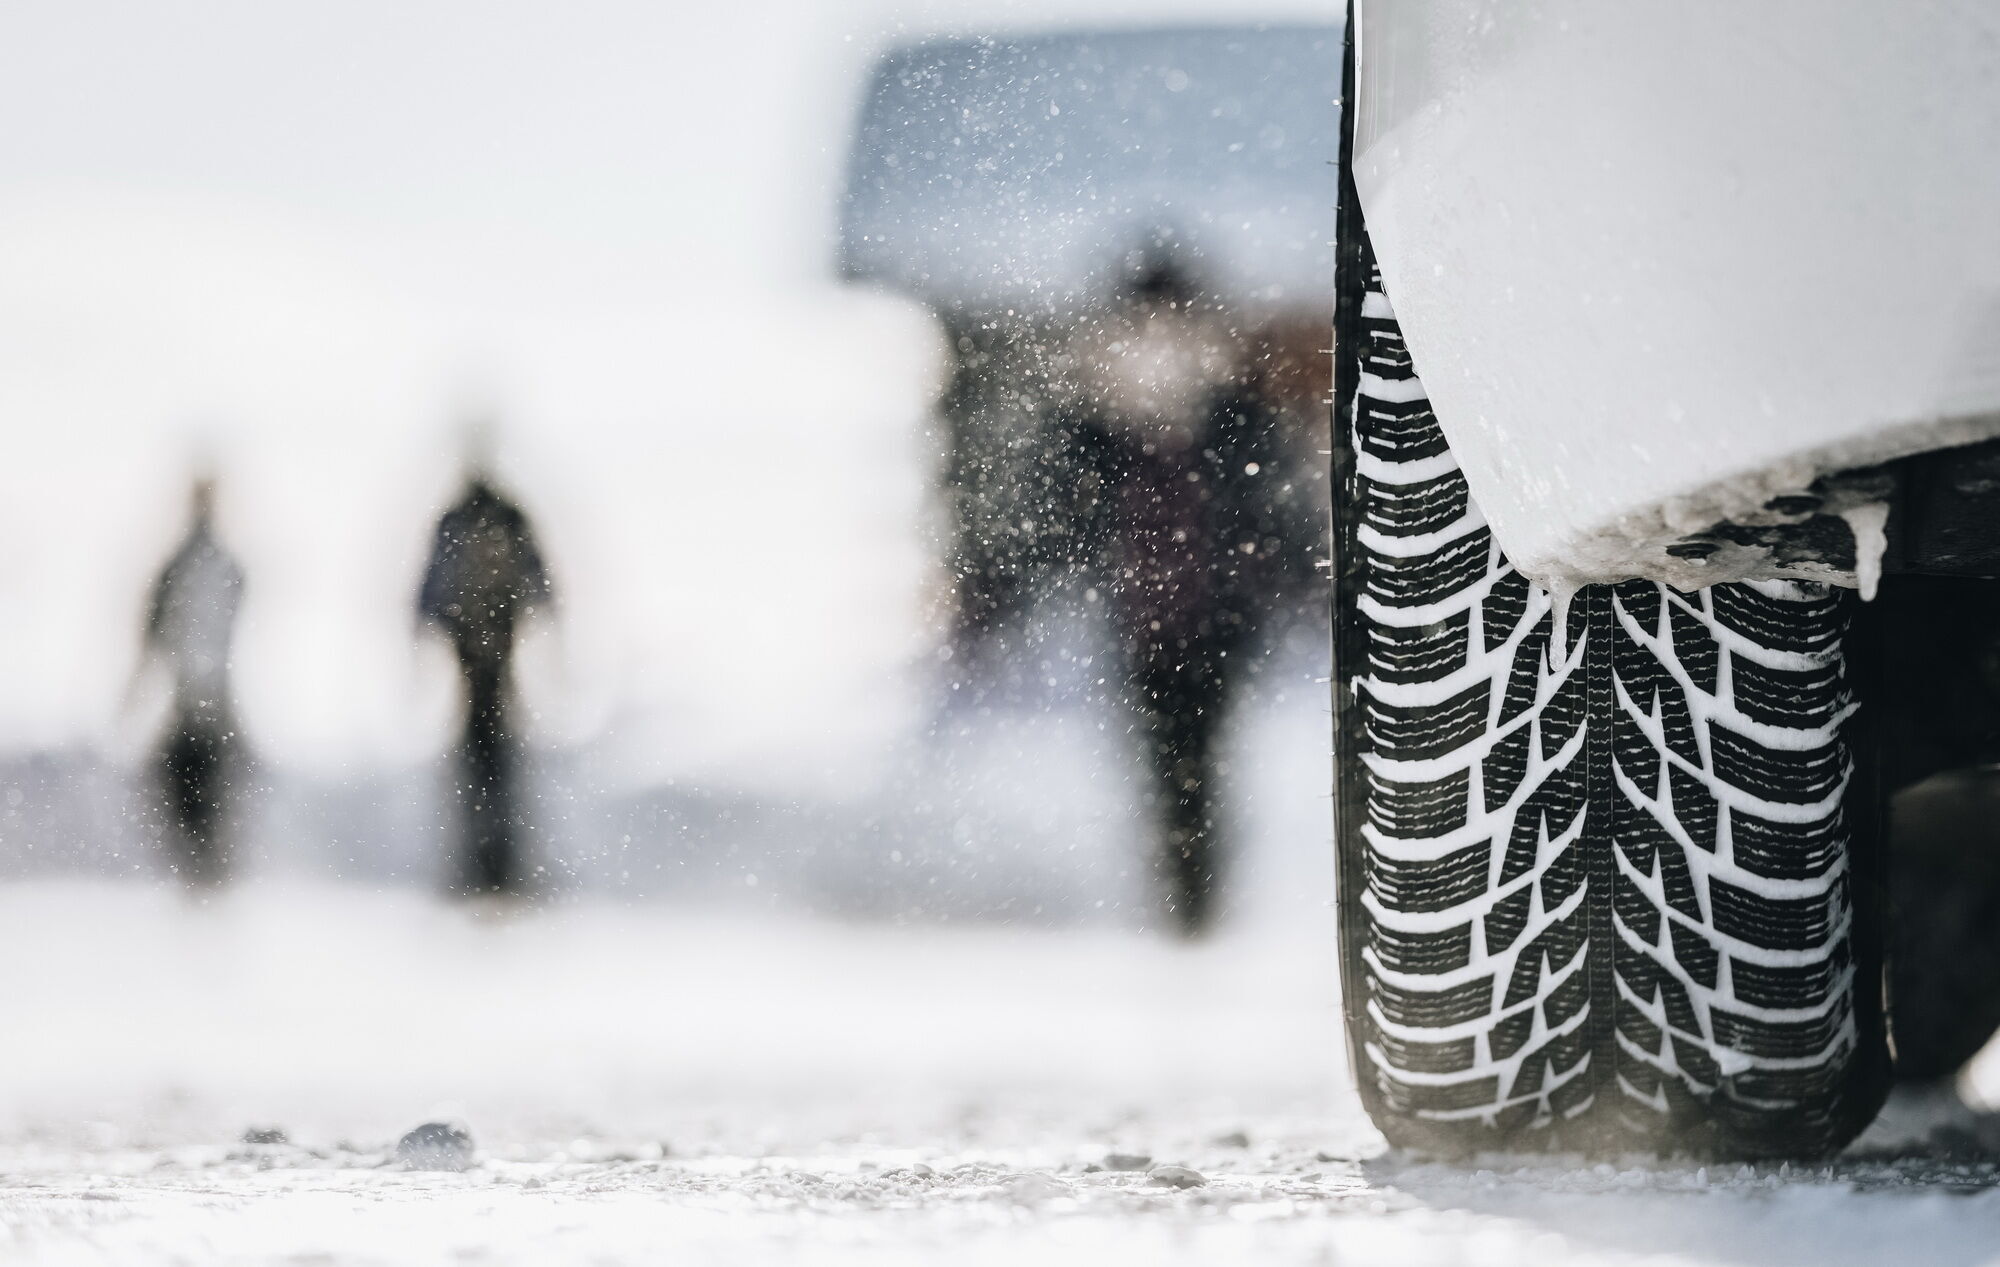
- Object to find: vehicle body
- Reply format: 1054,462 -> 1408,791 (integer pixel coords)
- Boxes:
1351,0 -> 2000,593
1334,2 -> 2000,1160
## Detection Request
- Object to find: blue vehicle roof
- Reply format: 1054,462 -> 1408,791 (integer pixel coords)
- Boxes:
838,23 -> 1341,316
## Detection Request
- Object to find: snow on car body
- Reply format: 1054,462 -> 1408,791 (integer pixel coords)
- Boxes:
1350,0 -> 2000,593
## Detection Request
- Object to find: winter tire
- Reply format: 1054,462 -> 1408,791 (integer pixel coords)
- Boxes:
1331,52 -> 1888,1158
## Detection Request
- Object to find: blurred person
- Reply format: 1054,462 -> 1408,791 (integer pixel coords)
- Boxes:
142,477 -> 245,888
419,457 -> 553,899
838,26 -> 1339,698
1055,242 -> 1317,936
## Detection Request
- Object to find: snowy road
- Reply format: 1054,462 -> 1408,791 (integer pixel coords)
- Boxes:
14,1143 -> 2000,1267
3,885 -> 2000,1265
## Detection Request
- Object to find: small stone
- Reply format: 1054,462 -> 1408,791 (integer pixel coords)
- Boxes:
396,1122 -> 475,1172
1002,1172 -> 1070,1203
1102,1152 -> 1152,1172
1148,1164 -> 1208,1189
1211,1130 -> 1251,1149
240,1126 -> 288,1146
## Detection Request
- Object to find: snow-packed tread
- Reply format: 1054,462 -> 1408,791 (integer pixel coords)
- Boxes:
1342,260 -> 1596,1138
1333,241 -> 1886,1157
1605,581 -> 1869,1149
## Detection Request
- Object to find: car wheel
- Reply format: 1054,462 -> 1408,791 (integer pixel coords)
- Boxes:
1330,213 -> 1890,1158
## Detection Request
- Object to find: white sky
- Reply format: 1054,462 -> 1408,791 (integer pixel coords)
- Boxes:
0,0 -> 1327,789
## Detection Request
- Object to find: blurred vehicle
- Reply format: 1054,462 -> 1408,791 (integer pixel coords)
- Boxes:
1333,2 -> 2000,1160
842,23 -> 1335,658
841,23 -> 1338,933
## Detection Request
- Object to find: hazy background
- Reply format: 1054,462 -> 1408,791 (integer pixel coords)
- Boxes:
0,0 -> 1332,925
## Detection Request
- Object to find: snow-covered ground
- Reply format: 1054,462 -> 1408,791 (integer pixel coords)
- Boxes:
4,673 -> 1999,1267
6,880 -> 2000,1266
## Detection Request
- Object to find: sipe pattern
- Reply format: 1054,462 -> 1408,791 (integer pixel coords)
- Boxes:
1336,252 -> 1880,1157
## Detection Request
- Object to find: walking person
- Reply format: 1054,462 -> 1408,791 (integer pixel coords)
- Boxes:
1058,245 -> 1311,935
419,463 -> 553,898
143,478 -> 245,888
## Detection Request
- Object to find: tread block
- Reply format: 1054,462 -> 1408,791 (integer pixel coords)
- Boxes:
1668,766 -> 1719,853
1482,724 -> 1532,815
1367,613 -> 1470,685
1613,706 -> 1663,793
1366,469 -> 1471,536
1728,807 -> 1846,880
1617,1000 -> 1664,1056
1729,950 -> 1844,1011
1498,615 -> 1550,727
1357,395 -> 1451,462
1710,1007 -> 1843,1062
1378,1031 -> 1478,1075
1668,919 -> 1721,990
1379,1072 -> 1501,1115
1490,1007 -> 1536,1060
1656,678 -> 1704,768
1373,974 -> 1495,1029
1668,600 -> 1722,696
1368,842 -> 1489,914
1544,960 -> 1590,1028
1364,680 -> 1492,761
1366,767 -> 1470,841
1709,583 -> 1844,653
1614,580 -> 1662,636
1539,666 -> 1588,762
1365,527 -> 1494,606
1614,869 -> 1663,945
1483,570 -> 1531,652
1710,879 -> 1835,951
1372,920 -> 1476,975
1709,723 -> 1844,805
1729,655 -> 1843,730
1483,886 -> 1533,955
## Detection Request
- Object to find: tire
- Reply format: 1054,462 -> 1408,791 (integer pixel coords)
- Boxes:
1883,767 -> 2000,1083
1331,149 -> 1889,1159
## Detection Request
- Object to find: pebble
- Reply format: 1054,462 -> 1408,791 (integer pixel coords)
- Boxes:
1211,1130 -> 1251,1149
240,1127 -> 288,1146
396,1122 -> 475,1172
1102,1152 -> 1152,1172
1148,1165 -> 1208,1189
1002,1172 -> 1071,1203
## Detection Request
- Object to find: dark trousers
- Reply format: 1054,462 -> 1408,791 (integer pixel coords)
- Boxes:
159,720 -> 232,887
457,663 -> 524,896
1131,636 -> 1236,937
